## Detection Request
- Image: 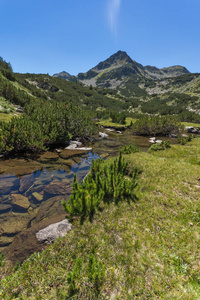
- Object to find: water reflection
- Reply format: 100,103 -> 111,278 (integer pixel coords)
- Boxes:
0,151 -> 99,251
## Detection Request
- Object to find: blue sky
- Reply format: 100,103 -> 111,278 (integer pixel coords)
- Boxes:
0,0 -> 200,75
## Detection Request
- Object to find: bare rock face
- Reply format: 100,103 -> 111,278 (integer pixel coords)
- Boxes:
11,194 -> 30,211
36,219 -> 71,244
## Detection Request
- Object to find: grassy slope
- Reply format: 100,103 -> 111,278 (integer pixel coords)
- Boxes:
1,139 -> 200,299
97,117 -> 137,128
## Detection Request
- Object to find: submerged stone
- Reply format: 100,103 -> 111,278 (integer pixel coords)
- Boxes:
11,194 -> 30,211
43,182 -> 72,197
0,204 -> 12,214
33,195 -> 67,224
32,192 -> 43,202
19,174 -> 34,193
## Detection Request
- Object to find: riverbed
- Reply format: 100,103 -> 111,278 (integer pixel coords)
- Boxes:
0,130 -> 172,263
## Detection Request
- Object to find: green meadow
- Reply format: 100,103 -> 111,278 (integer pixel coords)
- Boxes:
1,138 -> 200,299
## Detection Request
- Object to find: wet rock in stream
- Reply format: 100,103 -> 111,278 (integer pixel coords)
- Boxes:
43,182 -> 72,198
19,174 -> 34,193
11,194 -> 30,211
0,204 -> 12,214
32,195 -> 68,225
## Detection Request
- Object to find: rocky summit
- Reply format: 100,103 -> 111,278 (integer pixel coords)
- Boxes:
53,50 -> 190,89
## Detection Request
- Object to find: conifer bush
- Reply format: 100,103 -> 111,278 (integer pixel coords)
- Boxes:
62,153 -> 138,223
120,143 -> 139,154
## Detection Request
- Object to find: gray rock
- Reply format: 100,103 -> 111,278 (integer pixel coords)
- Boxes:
169,133 -> 178,138
185,126 -> 199,133
65,144 -> 77,149
99,132 -> 108,138
36,219 -> 71,244
55,149 -> 61,153
105,128 -> 115,132
155,140 -> 162,143
75,147 -> 92,151
65,141 -> 83,149
149,137 -> 156,143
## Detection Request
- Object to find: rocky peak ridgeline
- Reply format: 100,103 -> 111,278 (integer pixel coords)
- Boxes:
53,50 -> 190,88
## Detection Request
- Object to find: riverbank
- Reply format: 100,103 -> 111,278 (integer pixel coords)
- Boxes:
1,137 -> 200,299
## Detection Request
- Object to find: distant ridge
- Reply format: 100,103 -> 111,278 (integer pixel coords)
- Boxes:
53,50 -> 190,89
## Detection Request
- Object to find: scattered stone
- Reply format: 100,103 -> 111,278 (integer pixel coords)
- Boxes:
33,196 -> 67,224
99,132 -> 108,138
19,174 -> 34,193
75,147 -> 92,151
0,177 -> 19,195
36,219 -> 71,244
65,140 -> 83,150
0,236 -> 13,247
43,182 -> 72,197
65,143 -> 77,149
29,184 -> 44,194
105,128 -> 115,132
185,126 -> 199,133
149,137 -> 156,143
55,149 -> 61,153
70,140 -> 83,147
0,204 -> 12,214
116,131 -> 122,134
32,192 -> 43,202
11,194 -> 30,211
155,140 -> 162,143
59,149 -> 90,160
38,152 -> 59,162
169,133 -> 178,138
0,214 -> 30,236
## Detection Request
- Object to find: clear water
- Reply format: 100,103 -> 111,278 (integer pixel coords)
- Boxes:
0,131 -> 175,251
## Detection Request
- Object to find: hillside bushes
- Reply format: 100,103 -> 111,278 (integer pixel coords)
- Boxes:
0,101 -> 96,154
132,115 -> 183,136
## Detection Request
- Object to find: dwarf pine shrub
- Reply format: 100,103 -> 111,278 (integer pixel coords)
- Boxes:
62,153 -> 138,223
149,140 -> 171,151
120,143 -> 139,154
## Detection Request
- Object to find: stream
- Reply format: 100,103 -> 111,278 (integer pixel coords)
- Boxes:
0,130 -> 172,261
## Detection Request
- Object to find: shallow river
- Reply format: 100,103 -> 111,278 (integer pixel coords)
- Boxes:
0,130 -> 171,258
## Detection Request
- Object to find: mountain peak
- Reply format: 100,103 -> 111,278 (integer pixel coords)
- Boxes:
94,50 -> 133,72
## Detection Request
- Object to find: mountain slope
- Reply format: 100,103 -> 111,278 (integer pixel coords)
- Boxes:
54,51 -> 190,89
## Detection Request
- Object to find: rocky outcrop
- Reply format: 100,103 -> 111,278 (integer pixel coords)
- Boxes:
36,219 -> 71,244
